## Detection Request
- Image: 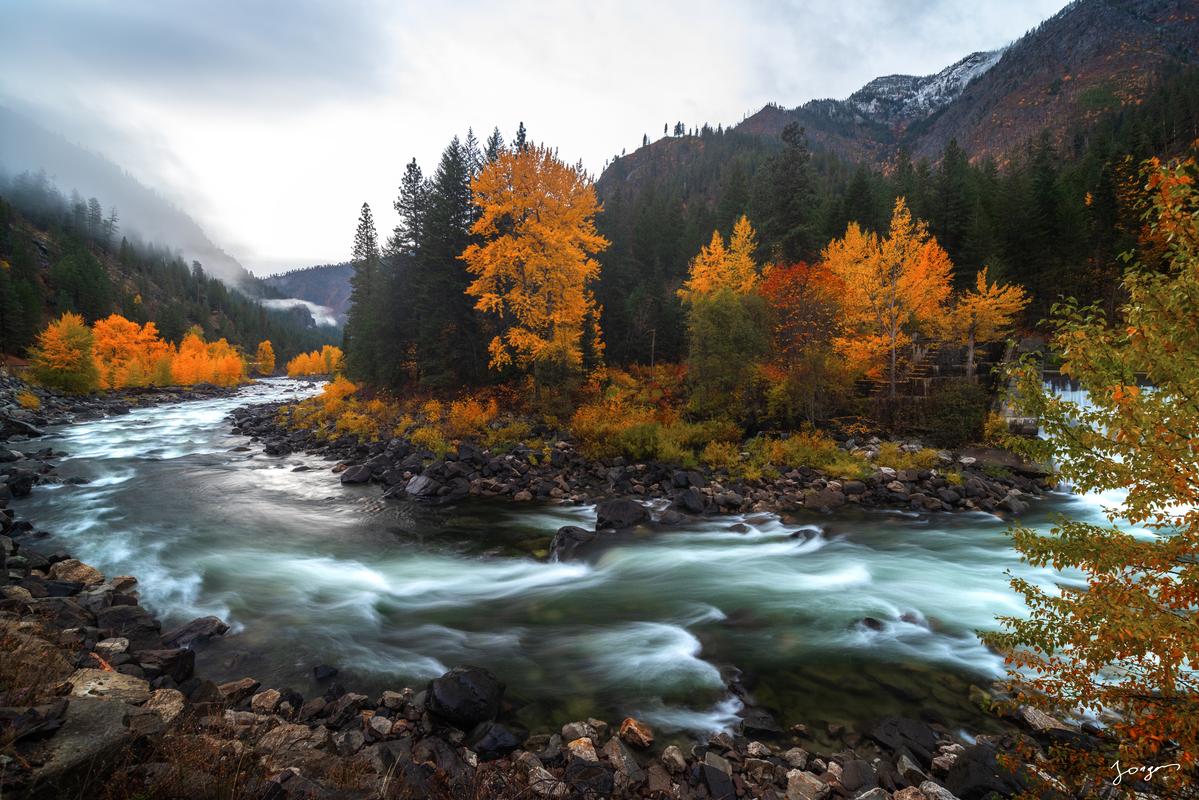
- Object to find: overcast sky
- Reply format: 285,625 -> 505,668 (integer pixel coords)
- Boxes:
0,0 -> 1068,275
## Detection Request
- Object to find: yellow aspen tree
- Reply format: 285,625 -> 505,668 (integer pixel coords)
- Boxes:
944,267 -> 1030,380
827,198 -> 952,397
678,215 -> 761,302
461,144 -> 608,381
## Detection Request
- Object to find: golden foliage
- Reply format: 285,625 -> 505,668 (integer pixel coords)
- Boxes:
29,312 -> 99,394
255,340 -> 276,376
92,314 -> 174,389
678,215 -> 761,302
461,144 -> 609,374
825,199 -> 953,393
15,390 -> 40,410
942,267 -> 1029,376
171,329 -> 246,387
287,345 -> 344,377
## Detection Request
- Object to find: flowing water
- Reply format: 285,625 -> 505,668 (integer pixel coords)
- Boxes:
13,379 -> 1112,739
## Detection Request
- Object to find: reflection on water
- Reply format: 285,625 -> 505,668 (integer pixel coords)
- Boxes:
15,378 -> 1105,735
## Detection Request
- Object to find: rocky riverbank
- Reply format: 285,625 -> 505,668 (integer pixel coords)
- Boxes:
230,401 -> 1054,545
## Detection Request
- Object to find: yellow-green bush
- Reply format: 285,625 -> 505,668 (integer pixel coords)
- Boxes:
15,390 -> 41,410
411,425 -> 451,458
874,442 -> 940,471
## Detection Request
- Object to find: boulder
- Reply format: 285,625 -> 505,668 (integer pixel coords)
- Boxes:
595,498 -> 648,529
702,763 -> 736,800
944,744 -> 1026,800
218,677 -> 261,704
47,558 -> 104,586
868,716 -> 939,767
405,474 -> 441,498
548,526 -> 598,561
67,668 -> 151,704
673,486 -> 706,514
803,487 -> 846,511
340,464 -> 373,484
96,604 -> 161,649
161,615 -> 229,649
563,759 -> 614,798
958,447 -> 1050,478
426,666 -> 504,728
143,688 -> 187,724
786,769 -> 830,800
23,697 -> 132,796
135,648 -> 195,683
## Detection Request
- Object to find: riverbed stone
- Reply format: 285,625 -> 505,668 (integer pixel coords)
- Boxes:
218,677 -> 261,704
468,720 -> 525,760
23,696 -> 133,796
340,464 -> 372,484
595,497 -> 648,529
426,666 -> 503,728
565,736 -> 599,762
617,716 -> 653,748
162,615 -> 229,648
548,525 -> 597,561
47,558 -> 104,586
68,667 -> 152,704
786,769 -> 830,800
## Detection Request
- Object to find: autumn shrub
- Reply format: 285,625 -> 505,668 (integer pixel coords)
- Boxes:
171,329 -> 247,387
411,425 -> 450,457
444,396 -> 499,439
15,390 -> 40,410
29,312 -> 99,393
982,410 -> 1009,445
945,469 -> 964,486
484,420 -> 532,453
874,442 -> 940,471
700,440 -> 740,470
569,397 -> 657,459
334,410 -> 379,441
742,430 -> 872,480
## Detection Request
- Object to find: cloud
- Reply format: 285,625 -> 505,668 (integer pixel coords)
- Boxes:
0,0 -> 1069,275
260,298 -> 341,327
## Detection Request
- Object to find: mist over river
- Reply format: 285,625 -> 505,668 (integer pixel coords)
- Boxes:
15,379 -> 1108,739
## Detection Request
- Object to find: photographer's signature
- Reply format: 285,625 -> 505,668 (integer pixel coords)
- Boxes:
1110,760 -> 1182,785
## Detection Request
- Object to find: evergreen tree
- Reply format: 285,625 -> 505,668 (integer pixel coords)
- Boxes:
344,203 -> 381,383
485,127 -> 505,163
754,122 -> 818,262
514,122 -> 527,152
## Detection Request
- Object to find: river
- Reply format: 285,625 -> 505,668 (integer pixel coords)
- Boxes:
14,378 -> 1108,742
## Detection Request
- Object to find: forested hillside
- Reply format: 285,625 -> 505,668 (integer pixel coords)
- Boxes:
263,262 -> 354,325
0,172 -> 339,361
595,66 -> 1199,363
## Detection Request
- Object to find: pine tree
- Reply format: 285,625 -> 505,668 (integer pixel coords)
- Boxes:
514,122 -> 528,152
754,122 -> 818,262
344,202 -> 381,383
485,127 -> 505,163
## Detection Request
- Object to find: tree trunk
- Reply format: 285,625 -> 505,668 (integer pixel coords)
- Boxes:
967,331 -> 976,383
889,339 -> 898,399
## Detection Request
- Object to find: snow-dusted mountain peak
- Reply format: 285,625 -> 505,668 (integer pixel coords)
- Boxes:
846,49 -> 1004,125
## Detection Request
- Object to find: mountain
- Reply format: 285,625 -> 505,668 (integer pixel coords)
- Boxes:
262,263 -> 354,326
634,0 -> 1199,169
0,105 -> 256,286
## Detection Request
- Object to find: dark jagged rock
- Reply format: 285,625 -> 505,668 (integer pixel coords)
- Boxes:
945,743 -> 1027,799
868,716 -> 939,767
467,720 -> 526,761
339,464 -> 373,484
426,666 -> 504,729
595,498 -> 648,530
161,615 -> 229,649
549,525 -> 598,561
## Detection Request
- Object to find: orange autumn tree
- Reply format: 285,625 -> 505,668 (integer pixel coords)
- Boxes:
170,328 -> 247,387
461,144 -> 608,384
91,314 -> 174,389
29,312 -> 99,393
757,261 -> 850,423
943,267 -> 1029,380
255,340 -> 276,376
286,345 -> 343,377
677,215 -> 760,302
825,198 -> 953,398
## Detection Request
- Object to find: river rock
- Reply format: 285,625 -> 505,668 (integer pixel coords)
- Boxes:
548,525 -> 597,561
68,668 -> 152,704
426,665 -> 503,728
467,720 -> 525,760
803,487 -> 845,511
218,677 -> 261,704
618,716 -> 653,748
135,647 -> 195,683
405,474 -> 440,498
162,615 -> 230,649
563,759 -> 614,797
786,769 -> 830,800
595,498 -> 648,529
869,716 -> 938,767
340,464 -> 372,484
96,604 -> 161,649
23,696 -> 132,797
673,485 -> 706,514
47,558 -> 104,586
945,743 -> 1026,799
